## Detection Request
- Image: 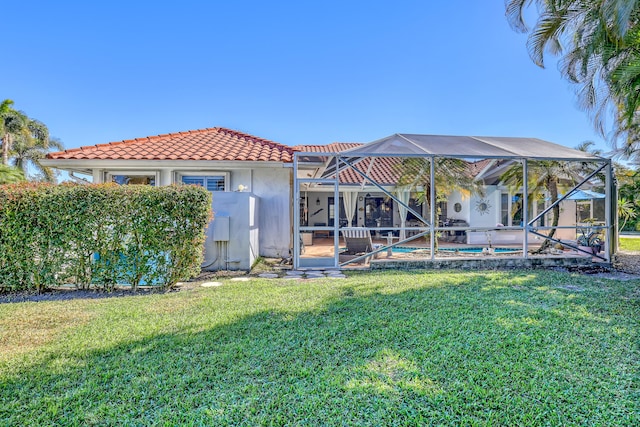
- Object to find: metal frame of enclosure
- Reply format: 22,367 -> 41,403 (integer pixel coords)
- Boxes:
293,134 -> 615,269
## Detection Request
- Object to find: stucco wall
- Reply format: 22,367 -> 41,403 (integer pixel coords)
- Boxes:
469,187 -> 501,227
252,168 -> 292,258
447,191 -> 471,223
89,164 -> 292,260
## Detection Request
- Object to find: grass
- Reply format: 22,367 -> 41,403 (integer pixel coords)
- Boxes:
620,237 -> 640,252
1,270 -> 638,426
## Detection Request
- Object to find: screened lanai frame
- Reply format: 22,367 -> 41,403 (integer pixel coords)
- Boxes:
292,134 -> 615,269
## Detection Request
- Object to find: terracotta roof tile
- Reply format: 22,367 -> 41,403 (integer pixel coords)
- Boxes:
47,127 -> 296,162
298,143 -> 486,186
295,142 -> 401,185
48,129 -> 491,187
294,142 -> 363,153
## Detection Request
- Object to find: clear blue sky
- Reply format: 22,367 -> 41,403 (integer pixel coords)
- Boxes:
2,0 -> 611,154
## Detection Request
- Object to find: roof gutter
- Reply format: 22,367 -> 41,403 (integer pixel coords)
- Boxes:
40,159 -> 292,169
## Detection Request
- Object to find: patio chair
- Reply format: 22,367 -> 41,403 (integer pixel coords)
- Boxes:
341,228 -> 382,264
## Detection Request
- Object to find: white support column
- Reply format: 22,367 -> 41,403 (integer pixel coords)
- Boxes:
334,157 -> 341,268
604,160 -> 613,262
159,169 -> 173,186
523,159 -> 529,259
92,169 -> 103,184
430,156 -> 436,260
293,154 -> 300,269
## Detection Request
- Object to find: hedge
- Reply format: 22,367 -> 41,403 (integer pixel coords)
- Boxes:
0,183 -> 212,292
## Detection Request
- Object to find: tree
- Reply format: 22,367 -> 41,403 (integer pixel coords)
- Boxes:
616,164 -> 640,230
396,157 -> 485,214
505,1 -> 640,157
500,159 -> 597,252
11,135 -> 63,182
0,99 -> 59,181
0,164 -> 25,184
618,197 -> 637,231
394,157 -> 485,246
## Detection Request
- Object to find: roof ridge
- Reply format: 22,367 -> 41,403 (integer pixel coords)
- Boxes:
215,127 -> 295,153
50,126 -> 297,156
293,142 -> 364,151
46,126 -> 297,162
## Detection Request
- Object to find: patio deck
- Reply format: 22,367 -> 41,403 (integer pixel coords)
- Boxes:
300,237 -> 599,270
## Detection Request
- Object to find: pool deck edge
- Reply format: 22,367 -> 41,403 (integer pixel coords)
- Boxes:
370,255 -> 596,270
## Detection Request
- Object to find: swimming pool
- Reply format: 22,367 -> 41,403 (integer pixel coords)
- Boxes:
389,247 -> 522,254
439,247 -> 521,254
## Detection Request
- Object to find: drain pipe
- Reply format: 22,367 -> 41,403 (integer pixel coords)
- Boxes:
201,240 -> 221,269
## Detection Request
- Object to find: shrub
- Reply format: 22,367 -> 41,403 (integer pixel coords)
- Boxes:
0,183 -> 212,292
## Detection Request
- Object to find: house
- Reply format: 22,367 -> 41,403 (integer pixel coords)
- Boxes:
292,133 -> 613,267
42,128 -> 295,270
42,128 -> 614,270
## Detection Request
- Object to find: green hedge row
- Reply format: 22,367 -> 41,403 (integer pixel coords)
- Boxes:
0,183 -> 212,292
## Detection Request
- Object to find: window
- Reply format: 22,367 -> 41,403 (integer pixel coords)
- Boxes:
577,201 -> 592,223
407,198 -> 425,221
501,192 -> 524,226
364,196 -> 393,228
108,172 -> 157,186
328,197 -> 347,227
179,173 -> 228,192
501,193 -> 509,226
535,197 -> 546,227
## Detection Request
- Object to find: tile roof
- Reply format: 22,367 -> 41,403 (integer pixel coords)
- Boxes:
46,127 -> 295,162
467,159 -> 493,177
297,142 -> 401,185
299,144 -> 490,186
46,127 -> 496,186
294,142 -> 363,153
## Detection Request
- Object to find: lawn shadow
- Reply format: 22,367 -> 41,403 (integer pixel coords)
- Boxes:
1,271 -> 637,425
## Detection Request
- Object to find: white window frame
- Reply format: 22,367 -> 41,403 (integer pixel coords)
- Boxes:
105,171 -> 159,186
500,191 -> 524,226
501,190 -> 552,226
176,171 -> 230,192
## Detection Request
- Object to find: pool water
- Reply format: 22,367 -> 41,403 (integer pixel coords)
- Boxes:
390,247 -> 521,254
439,247 -> 521,254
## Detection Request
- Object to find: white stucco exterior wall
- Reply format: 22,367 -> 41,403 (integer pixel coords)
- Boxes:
469,187 -> 501,227
66,162 -> 292,260
252,168 -> 292,258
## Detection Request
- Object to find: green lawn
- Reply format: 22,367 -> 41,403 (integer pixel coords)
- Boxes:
1,271 -> 638,426
620,236 -> 640,251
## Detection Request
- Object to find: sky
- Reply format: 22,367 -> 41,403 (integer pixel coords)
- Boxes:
2,0 -> 613,157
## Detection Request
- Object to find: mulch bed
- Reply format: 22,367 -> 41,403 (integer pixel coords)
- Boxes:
2,254 -> 639,304
0,288 -> 162,304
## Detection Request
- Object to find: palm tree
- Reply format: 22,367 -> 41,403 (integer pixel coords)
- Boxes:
1,99 -> 26,165
616,164 -> 640,230
396,157 -> 485,214
0,99 -> 51,167
0,164 -> 25,184
11,135 -> 63,182
393,157 -> 485,247
505,1 -> 640,157
500,159 -> 587,252
618,197 -> 637,232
